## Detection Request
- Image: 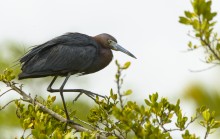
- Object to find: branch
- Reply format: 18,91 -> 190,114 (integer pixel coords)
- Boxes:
0,99 -> 18,110
164,116 -> 198,132
198,16 -> 220,61
0,89 -> 13,98
201,38 -> 220,61
188,64 -> 218,72
204,128 -> 209,139
156,111 -> 199,133
116,67 -> 124,109
1,80 -> 107,138
74,116 -> 99,130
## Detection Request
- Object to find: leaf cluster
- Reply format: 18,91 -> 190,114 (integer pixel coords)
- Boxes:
15,96 -> 74,139
87,91 -> 220,138
179,0 -> 220,63
0,69 -> 16,82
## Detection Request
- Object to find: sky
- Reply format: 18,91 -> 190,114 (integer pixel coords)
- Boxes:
0,0 -> 220,138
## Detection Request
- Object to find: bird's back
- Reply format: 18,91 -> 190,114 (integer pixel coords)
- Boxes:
19,33 -> 99,79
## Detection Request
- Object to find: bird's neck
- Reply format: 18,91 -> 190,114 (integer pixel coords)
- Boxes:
93,36 -> 108,48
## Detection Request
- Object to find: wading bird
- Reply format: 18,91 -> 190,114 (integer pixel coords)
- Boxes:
19,32 -> 136,121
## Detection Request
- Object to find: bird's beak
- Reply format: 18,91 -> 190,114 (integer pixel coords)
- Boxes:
111,43 -> 137,59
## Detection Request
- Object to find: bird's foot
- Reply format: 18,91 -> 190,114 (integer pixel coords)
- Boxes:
66,119 -> 75,124
64,119 -> 82,130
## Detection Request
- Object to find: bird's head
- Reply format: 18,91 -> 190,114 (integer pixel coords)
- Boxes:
94,33 -> 136,59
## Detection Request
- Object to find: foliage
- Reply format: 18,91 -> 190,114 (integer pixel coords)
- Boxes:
1,62 -> 220,139
179,0 -> 220,63
179,0 -> 220,121
15,96 -> 74,139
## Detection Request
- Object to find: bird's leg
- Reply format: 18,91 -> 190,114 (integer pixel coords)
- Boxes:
47,76 -> 104,98
47,76 -> 58,92
47,75 -> 75,126
47,76 -> 105,117
49,88 -> 104,98
47,76 -> 102,106
59,73 -> 72,121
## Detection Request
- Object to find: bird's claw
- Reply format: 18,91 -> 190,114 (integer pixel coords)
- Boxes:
64,119 -> 82,130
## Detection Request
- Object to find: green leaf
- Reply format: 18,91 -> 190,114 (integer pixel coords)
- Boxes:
28,123 -> 33,128
144,99 -> 151,106
51,96 -> 56,102
188,41 -> 193,48
216,43 -> 220,50
192,19 -> 200,30
115,74 -> 119,80
123,89 -> 132,96
112,94 -> 117,101
110,89 -> 113,96
208,12 -> 217,21
185,11 -> 193,18
150,93 -> 158,103
202,109 -> 210,121
122,61 -> 131,69
193,45 -> 198,49
199,105 -> 207,112
179,16 -> 191,25
212,121 -> 220,128
115,60 -> 120,67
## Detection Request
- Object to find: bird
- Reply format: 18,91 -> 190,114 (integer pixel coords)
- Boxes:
18,32 -> 136,121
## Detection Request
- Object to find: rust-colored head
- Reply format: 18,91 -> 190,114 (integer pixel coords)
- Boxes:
94,33 -> 136,59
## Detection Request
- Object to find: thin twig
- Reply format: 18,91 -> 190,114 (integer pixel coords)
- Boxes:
198,16 -> 220,61
163,115 -> 198,132
201,38 -> 220,60
204,127 -> 209,139
156,114 -> 168,132
74,116 -> 98,130
0,99 -> 18,110
188,64 -> 218,72
0,89 -> 12,98
116,68 -> 124,109
22,129 -> 26,139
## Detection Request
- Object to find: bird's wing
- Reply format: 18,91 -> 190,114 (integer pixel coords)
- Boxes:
24,44 -> 96,73
19,33 -> 99,78
20,33 -> 97,64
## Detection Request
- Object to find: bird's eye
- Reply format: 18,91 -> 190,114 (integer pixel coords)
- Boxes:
108,40 -> 112,44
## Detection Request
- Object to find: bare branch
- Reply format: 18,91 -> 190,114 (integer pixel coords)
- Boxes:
204,130 -> 209,139
0,89 -> 12,98
188,64 -> 218,72
0,99 -> 18,110
74,116 -> 98,130
116,68 -> 124,109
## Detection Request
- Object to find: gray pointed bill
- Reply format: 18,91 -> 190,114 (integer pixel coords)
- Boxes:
112,43 -> 137,59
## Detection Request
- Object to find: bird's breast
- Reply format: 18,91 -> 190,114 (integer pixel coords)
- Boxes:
84,48 -> 113,74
